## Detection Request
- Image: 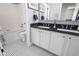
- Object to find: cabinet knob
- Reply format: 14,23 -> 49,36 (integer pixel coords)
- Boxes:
63,36 -> 65,38
69,37 -> 71,39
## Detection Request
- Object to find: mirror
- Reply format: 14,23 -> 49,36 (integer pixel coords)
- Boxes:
60,3 -> 76,21
47,3 -> 77,21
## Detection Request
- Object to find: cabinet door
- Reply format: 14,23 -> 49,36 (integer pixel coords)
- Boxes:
65,35 -> 79,56
40,30 -> 50,50
31,28 -> 40,46
49,32 -> 65,55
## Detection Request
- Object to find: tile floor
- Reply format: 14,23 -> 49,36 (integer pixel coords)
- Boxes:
4,39 -> 55,56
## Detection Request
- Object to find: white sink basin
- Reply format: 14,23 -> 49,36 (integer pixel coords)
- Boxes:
38,26 -> 50,29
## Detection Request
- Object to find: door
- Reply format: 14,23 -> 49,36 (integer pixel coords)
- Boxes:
40,30 -> 50,50
49,31 -> 65,55
31,28 -> 40,46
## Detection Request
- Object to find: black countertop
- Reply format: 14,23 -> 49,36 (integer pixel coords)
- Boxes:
31,23 -> 79,36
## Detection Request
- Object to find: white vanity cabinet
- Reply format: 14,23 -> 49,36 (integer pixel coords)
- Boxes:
49,31 -> 66,55
40,30 -> 50,50
31,28 -> 50,50
31,27 -> 79,56
64,35 -> 79,56
31,28 -> 40,46
31,27 -> 67,55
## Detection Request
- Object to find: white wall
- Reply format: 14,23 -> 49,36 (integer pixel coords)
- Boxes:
28,9 -> 39,23
43,3 -> 49,20
49,3 -> 62,20
17,4 -> 27,31
0,4 -> 20,32
25,4 -> 32,47
0,3 -> 27,33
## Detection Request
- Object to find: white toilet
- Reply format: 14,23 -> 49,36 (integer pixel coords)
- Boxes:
19,31 -> 27,42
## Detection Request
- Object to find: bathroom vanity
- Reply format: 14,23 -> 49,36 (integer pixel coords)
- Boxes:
31,22 -> 79,56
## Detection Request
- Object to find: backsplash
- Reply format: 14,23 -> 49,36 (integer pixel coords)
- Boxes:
39,20 -> 79,25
